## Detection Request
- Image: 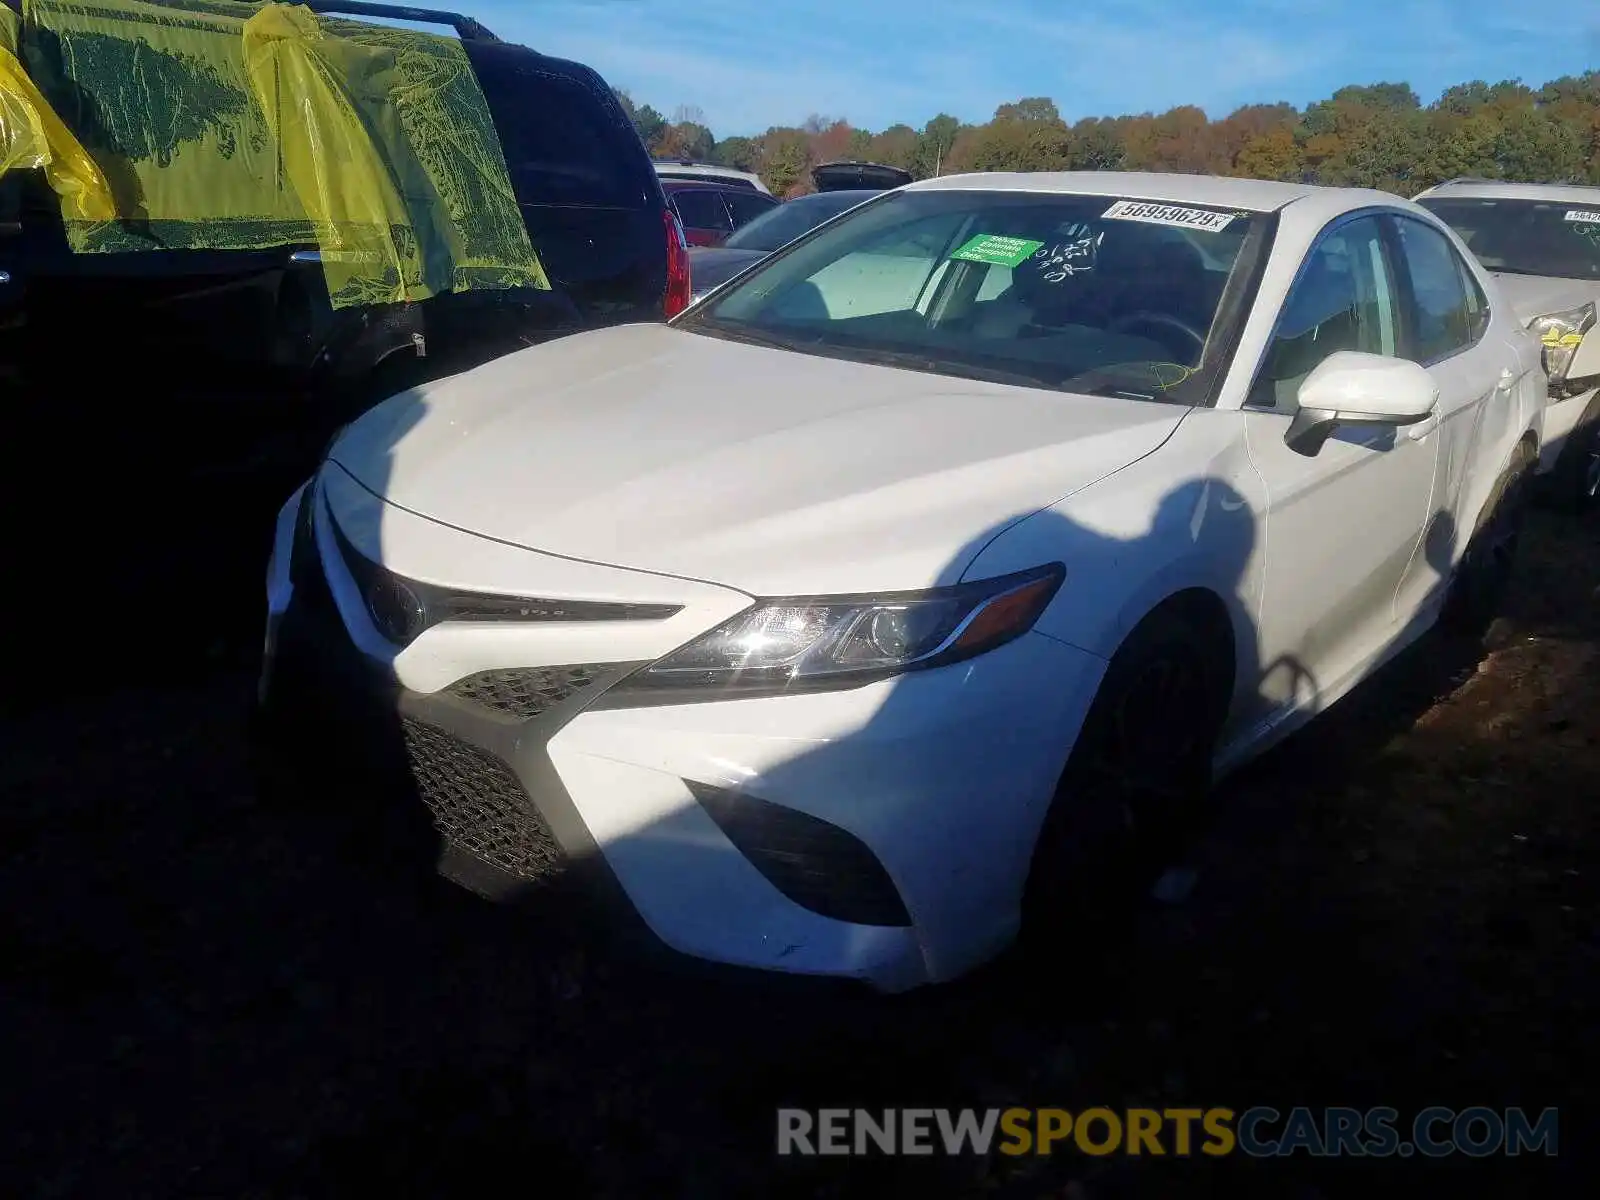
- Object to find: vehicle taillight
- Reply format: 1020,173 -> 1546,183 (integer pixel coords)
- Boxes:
663,209 -> 692,318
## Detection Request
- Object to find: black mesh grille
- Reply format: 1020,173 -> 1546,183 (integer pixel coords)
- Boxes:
445,665 -> 606,720
686,781 -> 911,927
400,718 -> 564,880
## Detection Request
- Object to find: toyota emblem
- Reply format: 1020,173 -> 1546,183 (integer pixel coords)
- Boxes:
366,573 -> 427,644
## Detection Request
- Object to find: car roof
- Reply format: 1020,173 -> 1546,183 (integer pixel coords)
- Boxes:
903,171 -> 1344,213
660,177 -> 763,193
653,162 -> 769,190
1413,179 -> 1600,204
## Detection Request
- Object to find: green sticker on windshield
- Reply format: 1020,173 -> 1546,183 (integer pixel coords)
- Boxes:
949,234 -> 1044,268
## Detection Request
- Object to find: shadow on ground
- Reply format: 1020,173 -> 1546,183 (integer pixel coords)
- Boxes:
2,488 -> 1595,1196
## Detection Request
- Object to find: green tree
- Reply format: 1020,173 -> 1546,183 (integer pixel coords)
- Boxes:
1213,102 -> 1298,174
993,96 -> 1060,123
1067,117 -> 1126,170
1493,108 -> 1586,183
626,101 -> 668,150
1300,86 -> 1428,193
617,64 -> 1600,193
1234,126 -> 1302,181
913,113 -> 961,178
754,127 -> 811,195
1419,111 -> 1502,186
1122,105 -> 1216,172
713,135 -> 756,170
1433,79 -> 1533,117
658,121 -> 715,161
865,123 -> 919,169
964,116 -> 1070,172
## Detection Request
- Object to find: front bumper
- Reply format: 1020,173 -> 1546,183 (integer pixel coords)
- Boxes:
261,473 -> 1107,991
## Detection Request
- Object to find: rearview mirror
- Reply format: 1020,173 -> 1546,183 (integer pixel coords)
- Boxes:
1285,351 -> 1439,457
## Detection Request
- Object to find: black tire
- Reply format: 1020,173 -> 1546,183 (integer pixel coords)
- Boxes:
1021,606 -> 1230,950
1442,442 -> 1535,637
1546,393 -> 1600,515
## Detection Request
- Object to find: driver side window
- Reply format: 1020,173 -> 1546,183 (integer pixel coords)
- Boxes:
1249,216 -> 1401,410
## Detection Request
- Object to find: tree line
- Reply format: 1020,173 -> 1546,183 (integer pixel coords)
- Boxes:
614,73 -> 1600,198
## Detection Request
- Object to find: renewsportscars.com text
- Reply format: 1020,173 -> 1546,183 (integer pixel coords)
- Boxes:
776,1106 -> 1559,1158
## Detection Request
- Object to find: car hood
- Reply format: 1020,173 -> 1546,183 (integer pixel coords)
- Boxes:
1490,273 -> 1600,325
687,247 -> 768,296
329,323 -> 1189,596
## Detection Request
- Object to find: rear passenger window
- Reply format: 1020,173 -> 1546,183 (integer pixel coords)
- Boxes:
1394,217 -> 1478,361
672,190 -> 732,232
472,59 -> 644,209
726,191 -> 778,228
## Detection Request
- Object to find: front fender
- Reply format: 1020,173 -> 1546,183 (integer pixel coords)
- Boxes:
959,410 -> 1268,668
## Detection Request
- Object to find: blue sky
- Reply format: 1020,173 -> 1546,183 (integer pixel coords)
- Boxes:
464,0 -> 1600,136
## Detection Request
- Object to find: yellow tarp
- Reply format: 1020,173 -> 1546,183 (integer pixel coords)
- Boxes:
14,0 -> 546,307
0,6 -> 115,220
242,3 -> 435,306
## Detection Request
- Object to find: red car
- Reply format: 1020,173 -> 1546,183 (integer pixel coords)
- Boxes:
660,177 -> 780,247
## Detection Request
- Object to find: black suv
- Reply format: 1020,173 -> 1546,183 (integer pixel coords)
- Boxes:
1,1 -> 691,684
1,0 -> 688,406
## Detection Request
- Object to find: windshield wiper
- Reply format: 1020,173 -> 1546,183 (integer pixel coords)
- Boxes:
687,323 -> 819,353
1075,380 -> 1160,401
829,347 -> 1060,390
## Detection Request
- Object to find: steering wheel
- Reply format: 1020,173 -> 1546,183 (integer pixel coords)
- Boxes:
1107,311 -> 1206,364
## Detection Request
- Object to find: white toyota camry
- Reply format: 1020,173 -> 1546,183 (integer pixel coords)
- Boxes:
1413,178 -> 1600,510
260,172 -> 1545,992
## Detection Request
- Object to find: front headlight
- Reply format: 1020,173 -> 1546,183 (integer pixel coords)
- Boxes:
612,563 -> 1066,701
1528,302 -> 1596,392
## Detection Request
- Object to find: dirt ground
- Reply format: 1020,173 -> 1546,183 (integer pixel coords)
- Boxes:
2,501 -> 1595,1198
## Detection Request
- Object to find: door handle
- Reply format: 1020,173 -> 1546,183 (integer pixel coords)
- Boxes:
1498,368 -> 1516,389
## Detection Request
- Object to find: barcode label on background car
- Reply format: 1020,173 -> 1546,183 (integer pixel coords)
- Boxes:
1102,200 -> 1236,232
1564,209 -> 1600,224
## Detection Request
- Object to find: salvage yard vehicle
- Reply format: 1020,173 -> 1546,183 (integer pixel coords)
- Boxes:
1414,178 -> 1600,510
3,0 -> 692,684
687,189 -> 879,303
653,157 -> 771,195
810,160 -> 914,193
258,172 -> 1545,993
687,163 -> 912,303
660,175 -> 778,247
0,0 -> 688,409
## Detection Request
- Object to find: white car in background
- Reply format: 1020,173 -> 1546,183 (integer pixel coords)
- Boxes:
652,157 -> 771,195
1415,178 -> 1600,509
259,172 -> 1544,992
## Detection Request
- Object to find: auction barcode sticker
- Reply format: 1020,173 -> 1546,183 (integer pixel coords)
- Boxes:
1102,200 -> 1236,233
1564,209 -> 1600,224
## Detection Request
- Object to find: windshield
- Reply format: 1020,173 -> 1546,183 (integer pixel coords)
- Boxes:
679,190 -> 1264,399
1417,197 -> 1600,281
724,192 -> 875,252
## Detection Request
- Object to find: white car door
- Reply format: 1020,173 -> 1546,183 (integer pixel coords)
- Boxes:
1239,212 -> 1440,720
1386,213 -> 1518,616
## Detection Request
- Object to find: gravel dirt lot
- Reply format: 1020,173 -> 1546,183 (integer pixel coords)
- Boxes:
2,468 -> 1595,1197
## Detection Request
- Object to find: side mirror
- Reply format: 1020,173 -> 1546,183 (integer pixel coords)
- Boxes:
1285,351 -> 1439,457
